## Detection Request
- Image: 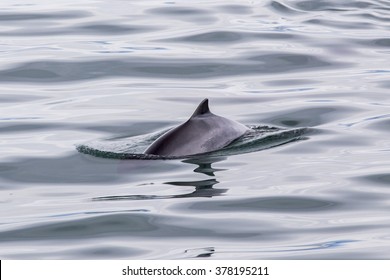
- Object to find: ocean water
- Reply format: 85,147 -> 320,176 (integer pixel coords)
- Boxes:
0,0 -> 389,259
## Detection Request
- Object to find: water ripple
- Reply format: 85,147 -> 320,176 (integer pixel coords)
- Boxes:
163,31 -> 299,44
0,10 -> 91,21
0,22 -> 154,37
173,196 -> 340,213
0,53 -> 349,83
0,213 -> 266,242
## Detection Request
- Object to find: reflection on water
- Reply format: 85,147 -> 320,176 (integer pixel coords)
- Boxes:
94,157 -> 227,201
93,179 -> 224,201
1,0 -> 390,259
184,247 -> 216,258
183,157 -> 227,176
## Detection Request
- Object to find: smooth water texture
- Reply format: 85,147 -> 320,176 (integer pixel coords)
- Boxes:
0,0 -> 390,259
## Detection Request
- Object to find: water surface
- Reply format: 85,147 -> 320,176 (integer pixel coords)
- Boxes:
0,0 -> 390,259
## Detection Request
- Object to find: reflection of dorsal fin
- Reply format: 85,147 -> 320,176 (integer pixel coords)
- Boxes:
191,98 -> 211,118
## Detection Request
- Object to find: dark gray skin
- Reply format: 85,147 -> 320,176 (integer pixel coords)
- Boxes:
144,98 -> 249,157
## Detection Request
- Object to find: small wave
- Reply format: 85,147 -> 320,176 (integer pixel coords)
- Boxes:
76,125 -> 309,160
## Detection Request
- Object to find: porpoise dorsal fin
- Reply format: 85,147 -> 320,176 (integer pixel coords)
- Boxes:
191,98 -> 211,118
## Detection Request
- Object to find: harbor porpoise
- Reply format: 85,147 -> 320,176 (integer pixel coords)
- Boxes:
144,98 -> 249,157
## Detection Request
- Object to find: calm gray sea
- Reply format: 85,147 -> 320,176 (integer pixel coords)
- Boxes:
0,0 -> 389,259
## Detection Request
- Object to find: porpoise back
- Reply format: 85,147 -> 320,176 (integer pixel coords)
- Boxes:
144,99 -> 248,157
